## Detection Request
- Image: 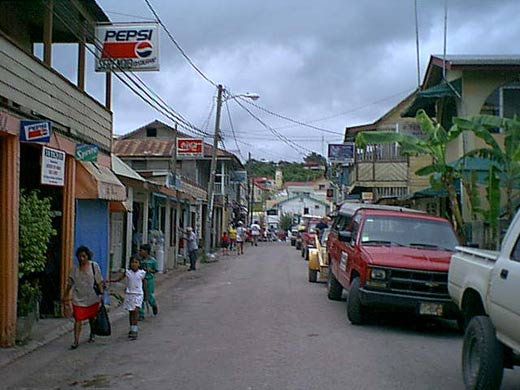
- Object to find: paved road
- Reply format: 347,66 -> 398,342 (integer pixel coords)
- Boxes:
2,242 -> 520,389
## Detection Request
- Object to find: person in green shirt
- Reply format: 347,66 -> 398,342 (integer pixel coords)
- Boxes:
138,244 -> 158,320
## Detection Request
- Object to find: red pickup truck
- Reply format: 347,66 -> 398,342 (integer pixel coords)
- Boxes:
327,203 -> 461,325
300,218 -> 321,260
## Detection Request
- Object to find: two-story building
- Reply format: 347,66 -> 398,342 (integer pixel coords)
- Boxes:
113,120 -> 247,252
0,0 -> 127,346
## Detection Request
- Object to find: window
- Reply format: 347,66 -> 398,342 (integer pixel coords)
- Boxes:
304,207 -> 309,214
480,82 -> 520,133
319,184 -> 326,190
146,127 -> 157,137
510,235 -> 520,262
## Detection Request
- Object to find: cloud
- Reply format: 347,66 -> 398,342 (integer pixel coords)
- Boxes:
81,0 -> 520,162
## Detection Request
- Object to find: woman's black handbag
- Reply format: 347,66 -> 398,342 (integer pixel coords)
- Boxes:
92,303 -> 111,336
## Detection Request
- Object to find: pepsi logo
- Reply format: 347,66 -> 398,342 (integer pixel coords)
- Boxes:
135,41 -> 153,58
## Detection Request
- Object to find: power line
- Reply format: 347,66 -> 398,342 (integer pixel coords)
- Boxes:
238,97 -> 343,135
232,99 -> 313,156
224,100 -> 244,161
143,0 -> 217,87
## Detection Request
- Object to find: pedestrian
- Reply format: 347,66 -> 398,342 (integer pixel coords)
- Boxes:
250,220 -> 261,246
220,231 -> 230,256
108,255 -> 147,340
185,227 -> 198,270
236,221 -> 246,255
138,244 -> 158,320
228,224 -> 237,251
63,245 -> 104,350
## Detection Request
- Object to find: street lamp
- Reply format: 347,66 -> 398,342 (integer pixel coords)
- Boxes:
204,85 -> 259,256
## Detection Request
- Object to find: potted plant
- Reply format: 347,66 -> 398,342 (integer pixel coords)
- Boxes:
16,190 -> 56,343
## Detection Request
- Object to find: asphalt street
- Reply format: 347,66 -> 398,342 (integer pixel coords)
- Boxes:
1,242 -> 520,389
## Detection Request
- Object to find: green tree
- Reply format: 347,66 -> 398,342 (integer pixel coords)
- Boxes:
453,115 -> 520,224
18,190 -> 56,316
279,213 -> 294,232
304,152 -> 326,165
355,109 -> 466,241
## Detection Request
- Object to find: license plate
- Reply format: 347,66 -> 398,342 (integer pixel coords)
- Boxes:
419,302 -> 443,316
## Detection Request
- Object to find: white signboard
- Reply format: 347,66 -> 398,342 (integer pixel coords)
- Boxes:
95,23 -> 160,72
41,146 -> 65,186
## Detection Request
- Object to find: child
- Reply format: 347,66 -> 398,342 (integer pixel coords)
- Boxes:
110,256 -> 147,340
138,244 -> 158,319
220,231 -> 230,256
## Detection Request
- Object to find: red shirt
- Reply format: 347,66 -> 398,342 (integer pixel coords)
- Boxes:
221,235 -> 230,243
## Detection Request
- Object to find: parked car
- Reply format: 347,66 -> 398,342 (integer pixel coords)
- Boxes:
327,202 -> 461,325
289,225 -> 299,246
448,209 -> 520,389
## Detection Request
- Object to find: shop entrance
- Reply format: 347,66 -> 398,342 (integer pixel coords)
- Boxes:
20,144 -> 63,317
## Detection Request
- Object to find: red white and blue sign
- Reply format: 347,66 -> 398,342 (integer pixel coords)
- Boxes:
95,23 -> 160,72
20,120 -> 52,143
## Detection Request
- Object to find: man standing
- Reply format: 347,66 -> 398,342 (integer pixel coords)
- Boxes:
250,220 -> 261,246
185,227 -> 198,271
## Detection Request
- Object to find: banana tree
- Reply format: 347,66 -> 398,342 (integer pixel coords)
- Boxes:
452,115 -> 520,225
355,109 -> 466,241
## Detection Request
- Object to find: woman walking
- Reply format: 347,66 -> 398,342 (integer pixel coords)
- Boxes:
63,245 -> 104,349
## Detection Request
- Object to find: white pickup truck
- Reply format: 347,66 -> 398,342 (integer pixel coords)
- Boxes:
448,210 -> 520,389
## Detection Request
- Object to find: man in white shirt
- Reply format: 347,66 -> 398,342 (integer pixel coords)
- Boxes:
250,220 -> 261,246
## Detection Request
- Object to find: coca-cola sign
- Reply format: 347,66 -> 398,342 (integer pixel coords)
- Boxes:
177,138 -> 204,158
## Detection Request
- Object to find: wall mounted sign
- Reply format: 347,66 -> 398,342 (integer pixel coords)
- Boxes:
328,143 -> 354,164
177,138 -> 204,158
41,146 -> 65,186
20,120 -> 52,143
75,144 -> 99,162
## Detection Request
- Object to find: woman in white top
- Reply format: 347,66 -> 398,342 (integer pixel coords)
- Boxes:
110,256 -> 147,340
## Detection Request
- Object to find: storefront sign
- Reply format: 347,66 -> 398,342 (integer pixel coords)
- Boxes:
20,120 -> 52,143
328,143 -> 354,164
230,170 -> 247,183
41,146 -> 65,186
75,144 -> 99,162
95,23 -> 160,72
177,138 -> 204,158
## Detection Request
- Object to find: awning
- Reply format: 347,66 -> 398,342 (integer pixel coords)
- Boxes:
402,78 -> 462,117
76,161 -> 127,201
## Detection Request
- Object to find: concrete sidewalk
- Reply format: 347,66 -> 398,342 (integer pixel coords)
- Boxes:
0,259 -> 203,369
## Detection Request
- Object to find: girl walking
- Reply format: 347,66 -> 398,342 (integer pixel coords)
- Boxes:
109,256 -> 147,340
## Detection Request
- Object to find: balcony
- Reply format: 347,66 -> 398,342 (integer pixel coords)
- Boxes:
0,33 -> 112,151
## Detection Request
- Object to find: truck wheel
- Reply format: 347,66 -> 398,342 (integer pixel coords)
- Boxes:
327,271 -> 343,300
347,277 -> 367,325
462,316 -> 504,390
291,239 -> 295,246
301,246 -> 305,257
304,248 -> 309,261
308,268 -> 317,283
296,241 -> 301,250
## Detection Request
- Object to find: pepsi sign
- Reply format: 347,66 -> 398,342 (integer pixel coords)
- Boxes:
95,23 -> 160,72
20,120 -> 52,143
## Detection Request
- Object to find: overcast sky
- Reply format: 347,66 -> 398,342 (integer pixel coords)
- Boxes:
52,0 -> 520,162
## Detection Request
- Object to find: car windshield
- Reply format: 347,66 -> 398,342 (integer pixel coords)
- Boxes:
359,216 -> 459,251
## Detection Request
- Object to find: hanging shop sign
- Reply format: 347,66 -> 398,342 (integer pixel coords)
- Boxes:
177,138 -> 204,158
75,144 -> 99,162
328,143 -> 355,164
41,146 -> 65,186
95,23 -> 160,72
20,120 -> 52,143
230,171 -> 247,183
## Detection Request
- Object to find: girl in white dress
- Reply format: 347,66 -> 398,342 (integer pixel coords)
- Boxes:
110,256 -> 147,340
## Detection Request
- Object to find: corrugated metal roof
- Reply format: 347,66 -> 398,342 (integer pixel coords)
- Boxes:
433,54 -> 520,66
111,154 -> 146,182
113,139 -> 175,157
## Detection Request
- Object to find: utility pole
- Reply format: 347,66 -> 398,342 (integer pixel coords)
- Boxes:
204,84 -> 224,255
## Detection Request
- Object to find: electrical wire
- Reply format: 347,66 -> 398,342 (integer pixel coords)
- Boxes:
143,0 -> 217,87
224,100 -> 245,161
232,99 -> 313,157
50,0 -> 209,137
238,97 -> 343,135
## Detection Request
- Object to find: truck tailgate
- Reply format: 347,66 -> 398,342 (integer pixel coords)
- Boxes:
448,246 -> 499,308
